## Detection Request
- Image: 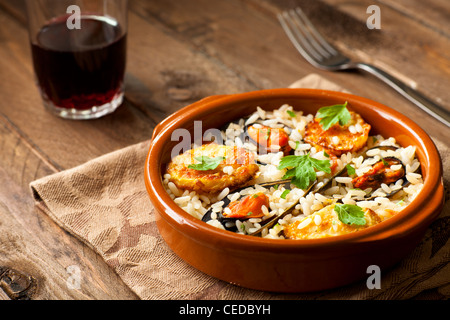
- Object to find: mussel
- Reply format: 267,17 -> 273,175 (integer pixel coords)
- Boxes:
201,179 -> 315,233
247,180 -> 318,236
323,145 -> 419,201
222,113 -> 294,155
243,123 -> 292,156
352,157 -> 405,190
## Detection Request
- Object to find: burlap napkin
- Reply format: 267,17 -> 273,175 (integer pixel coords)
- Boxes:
30,74 -> 450,300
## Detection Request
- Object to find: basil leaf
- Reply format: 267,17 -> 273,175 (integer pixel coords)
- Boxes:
278,153 -> 331,189
316,101 -> 351,130
346,164 -> 356,176
188,156 -> 225,171
309,157 -> 332,174
334,204 -> 366,226
280,189 -> 290,199
286,110 -> 296,117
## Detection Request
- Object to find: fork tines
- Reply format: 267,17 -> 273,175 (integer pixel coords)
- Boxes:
278,8 -> 340,65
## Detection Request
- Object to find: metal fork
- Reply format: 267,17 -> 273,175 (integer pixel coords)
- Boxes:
278,8 -> 450,127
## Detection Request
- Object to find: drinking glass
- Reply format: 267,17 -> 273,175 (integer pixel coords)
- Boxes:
26,0 -> 128,120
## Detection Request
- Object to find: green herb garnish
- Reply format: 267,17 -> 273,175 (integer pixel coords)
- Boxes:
334,204 -> 366,226
280,189 -> 290,199
188,156 -> 225,171
287,110 -> 296,118
316,101 -> 351,130
278,153 -> 331,189
346,164 -> 356,176
295,141 -> 300,150
265,128 -> 271,140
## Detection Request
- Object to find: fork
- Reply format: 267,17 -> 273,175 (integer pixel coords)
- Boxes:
278,7 -> 450,127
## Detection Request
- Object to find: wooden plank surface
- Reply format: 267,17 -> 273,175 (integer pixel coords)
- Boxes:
0,163 -> 139,299
0,0 -> 448,299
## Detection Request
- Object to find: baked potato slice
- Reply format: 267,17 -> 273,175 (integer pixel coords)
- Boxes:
167,143 -> 259,194
304,111 -> 371,156
283,204 -> 382,240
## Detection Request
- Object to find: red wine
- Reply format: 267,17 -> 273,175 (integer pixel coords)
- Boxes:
31,15 -> 126,110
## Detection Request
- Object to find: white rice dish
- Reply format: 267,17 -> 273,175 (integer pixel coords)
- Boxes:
163,104 -> 424,239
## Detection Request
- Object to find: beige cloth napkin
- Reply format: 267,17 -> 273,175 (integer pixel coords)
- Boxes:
30,74 -> 450,300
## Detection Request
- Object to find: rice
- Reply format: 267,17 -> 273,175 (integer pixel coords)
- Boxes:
314,214 -> 322,226
245,113 -> 259,126
222,166 -> 234,175
217,188 -> 230,201
335,177 -> 353,184
296,218 -> 312,230
332,136 -> 340,145
163,104 -> 424,240
168,182 -> 181,197
228,192 -> 240,202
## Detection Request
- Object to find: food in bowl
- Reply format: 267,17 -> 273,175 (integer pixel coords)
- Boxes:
162,102 -> 423,240
147,88 -> 443,293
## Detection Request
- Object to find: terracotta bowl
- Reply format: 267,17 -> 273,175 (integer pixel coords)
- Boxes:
144,88 -> 444,293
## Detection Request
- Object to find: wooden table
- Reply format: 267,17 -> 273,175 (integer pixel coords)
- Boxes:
0,0 -> 448,300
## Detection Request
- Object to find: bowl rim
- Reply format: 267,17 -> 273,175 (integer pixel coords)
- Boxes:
145,88 -> 444,252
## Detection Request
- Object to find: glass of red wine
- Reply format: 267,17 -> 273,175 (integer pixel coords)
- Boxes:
26,0 -> 128,120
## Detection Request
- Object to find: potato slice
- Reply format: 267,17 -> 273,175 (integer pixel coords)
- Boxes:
304,111 -> 371,156
167,143 -> 259,194
283,204 -> 382,240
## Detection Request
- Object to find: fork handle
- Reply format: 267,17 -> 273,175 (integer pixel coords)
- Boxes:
354,63 -> 450,127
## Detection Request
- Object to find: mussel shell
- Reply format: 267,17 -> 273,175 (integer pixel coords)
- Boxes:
247,180 -> 318,236
201,179 -> 292,231
352,156 -> 406,195
218,117 -> 294,164
328,152 -> 412,200
241,122 -> 295,157
364,156 -> 420,200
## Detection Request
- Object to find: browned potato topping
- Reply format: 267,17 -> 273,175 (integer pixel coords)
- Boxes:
305,111 -> 371,156
167,143 -> 259,194
283,204 -> 383,240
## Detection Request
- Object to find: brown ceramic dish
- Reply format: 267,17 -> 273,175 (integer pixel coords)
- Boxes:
144,88 -> 444,293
